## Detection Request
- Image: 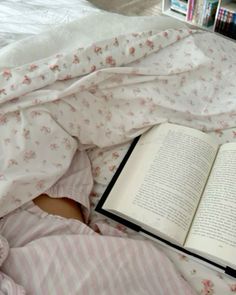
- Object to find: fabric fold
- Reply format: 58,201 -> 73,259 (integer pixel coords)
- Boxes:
0,235 -> 25,294
0,235 -> 9,266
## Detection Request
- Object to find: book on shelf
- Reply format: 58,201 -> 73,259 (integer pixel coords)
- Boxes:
170,0 -> 188,15
191,0 -> 203,24
96,122 -> 236,278
202,0 -> 219,26
215,2 -> 236,39
187,0 -> 195,20
187,0 -> 219,25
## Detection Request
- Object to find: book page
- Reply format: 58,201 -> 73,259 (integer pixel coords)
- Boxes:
186,143 -> 236,268
103,123 -> 218,245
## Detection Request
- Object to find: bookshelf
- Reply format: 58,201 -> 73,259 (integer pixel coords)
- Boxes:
162,0 -> 236,41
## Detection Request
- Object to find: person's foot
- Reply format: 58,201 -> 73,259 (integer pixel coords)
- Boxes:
33,194 -> 84,222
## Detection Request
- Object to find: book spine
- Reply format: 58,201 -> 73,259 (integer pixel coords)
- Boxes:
202,1 -> 211,26
215,7 -> 224,32
224,11 -> 233,37
221,9 -> 229,34
216,4 -> 236,39
197,0 -> 206,26
232,12 -> 236,39
200,0 -> 208,25
203,0 -> 218,27
187,0 -> 195,20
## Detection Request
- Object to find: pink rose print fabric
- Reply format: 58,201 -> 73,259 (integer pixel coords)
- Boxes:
0,27 -> 236,294
0,28 -> 235,216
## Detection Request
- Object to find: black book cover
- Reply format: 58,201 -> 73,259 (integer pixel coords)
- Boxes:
95,137 -> 236,278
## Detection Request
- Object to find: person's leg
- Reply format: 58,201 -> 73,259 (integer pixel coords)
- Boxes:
33,194 -> 84,222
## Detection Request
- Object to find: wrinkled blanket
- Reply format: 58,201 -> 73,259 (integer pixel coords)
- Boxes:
0,12 -> 236,294
0,25 -> 235,216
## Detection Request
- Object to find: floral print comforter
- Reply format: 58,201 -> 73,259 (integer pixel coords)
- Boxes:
0,13 -> 236,294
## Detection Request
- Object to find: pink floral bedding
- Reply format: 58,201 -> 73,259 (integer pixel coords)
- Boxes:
0,13 -> 236,294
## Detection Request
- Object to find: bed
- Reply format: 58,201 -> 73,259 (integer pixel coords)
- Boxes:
0,1 -> 236,294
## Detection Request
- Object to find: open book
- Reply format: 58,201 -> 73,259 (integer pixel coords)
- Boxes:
96,123 -> 236,277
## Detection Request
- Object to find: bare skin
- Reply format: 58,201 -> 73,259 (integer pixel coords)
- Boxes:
33,194 -> 84,222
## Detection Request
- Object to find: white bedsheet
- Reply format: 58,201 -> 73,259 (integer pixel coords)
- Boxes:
0,0 -> 99,48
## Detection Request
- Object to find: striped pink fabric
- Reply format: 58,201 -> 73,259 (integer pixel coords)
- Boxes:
0,202 -> 196,295
0,148 -> 196,294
